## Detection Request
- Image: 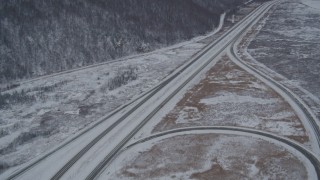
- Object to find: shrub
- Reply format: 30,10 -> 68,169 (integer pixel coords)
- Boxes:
0,161 -> 10,174
107,66 -> 138,90
0,90 -> 36,109
31,80 -> 69,93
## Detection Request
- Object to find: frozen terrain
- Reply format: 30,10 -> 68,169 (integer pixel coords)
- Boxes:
1,1 -> 316,178
0,0 -> 247,83
97,1 -> 319,179
151,55 -> 309,145
0,38 -> 203,173
0,4 -> 257,172
246,0 -> 320,120
103,133 -> 313,179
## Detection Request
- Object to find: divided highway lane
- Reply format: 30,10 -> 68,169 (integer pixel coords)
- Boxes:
2,1 -> 277,180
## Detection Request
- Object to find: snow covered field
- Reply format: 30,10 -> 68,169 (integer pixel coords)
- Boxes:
245,0 -> 320,121
149,55 -> 309,146
0,38 -> 208,172
103,133 -> 314,179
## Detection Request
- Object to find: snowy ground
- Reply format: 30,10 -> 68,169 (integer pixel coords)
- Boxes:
103,133 -> 313,179
117,52 -> 314,178
101,2 -> 318,178
0,36 -> 207,172
245,0 -> 320,120
0,2 -> 264,173
148,55 -> 309,146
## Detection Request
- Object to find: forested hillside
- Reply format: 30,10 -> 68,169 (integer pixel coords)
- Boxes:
0,0 -> 245,83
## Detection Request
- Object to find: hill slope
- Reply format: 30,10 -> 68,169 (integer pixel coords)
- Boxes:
0,0 -> 245,83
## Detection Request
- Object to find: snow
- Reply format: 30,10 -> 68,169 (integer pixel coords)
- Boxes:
1,2 -> 313,179
248,156 -> 259,177
100,129 -> 317,180
229,47 -> 320,154
301,0 -> 320,10
0,9 -> 232,179
248,81 -> 268,90
175,106 -> 201,124
136,52 -> 309,154
200,93 -> 279,105
245,0 -> 320,104
133,2 -> 309,147
262,111 -> 296,120
0,27 -> 204,177
64,109 -> 80,115
237,0 -> 320,154
98,2 -> 319,179
35,5 -> 272,179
